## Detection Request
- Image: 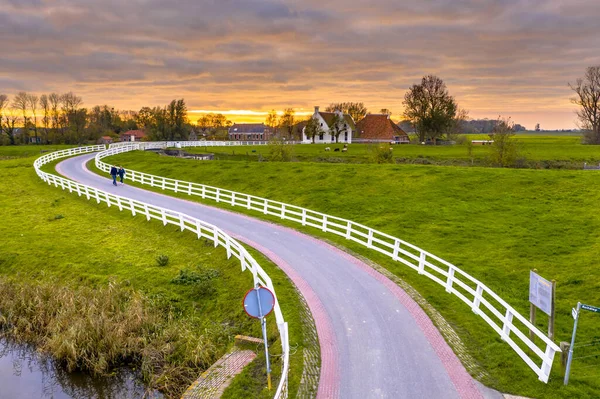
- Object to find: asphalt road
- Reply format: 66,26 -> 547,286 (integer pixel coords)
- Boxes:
57,153 -> 484,399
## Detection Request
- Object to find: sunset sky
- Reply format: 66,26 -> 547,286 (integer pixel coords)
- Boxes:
2,0 -> 600,129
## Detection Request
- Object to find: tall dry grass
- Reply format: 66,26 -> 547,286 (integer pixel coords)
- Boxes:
0,278 -> 221,397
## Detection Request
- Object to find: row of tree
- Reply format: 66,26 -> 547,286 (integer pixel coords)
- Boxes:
0,92 -> 232,144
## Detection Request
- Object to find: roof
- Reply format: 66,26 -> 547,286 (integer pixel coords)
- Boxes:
229,123 -> 266,134
121,130 -> 146,138
101,136 -> 112,140
355,114 -> 408,140
318,112 -> 356,130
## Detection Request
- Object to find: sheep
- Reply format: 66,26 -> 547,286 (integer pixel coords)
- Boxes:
334,148 -> 340,152
342,147 -> 347,152
325,147 -> 331,151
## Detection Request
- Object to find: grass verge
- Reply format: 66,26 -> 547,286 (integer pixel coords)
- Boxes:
98,149 -> 600,399
0,153 -> 309,398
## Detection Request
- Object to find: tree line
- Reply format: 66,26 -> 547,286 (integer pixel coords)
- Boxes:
0,92 -> 239,145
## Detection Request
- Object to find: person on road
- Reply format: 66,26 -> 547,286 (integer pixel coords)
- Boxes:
110,165 -> 118,186
118,166 -> 126,185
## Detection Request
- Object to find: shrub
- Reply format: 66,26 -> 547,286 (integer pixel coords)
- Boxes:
171,268 -> 221,297
156,254 -> 169,267
267,138 -> 294,162
370,144 -> 394,164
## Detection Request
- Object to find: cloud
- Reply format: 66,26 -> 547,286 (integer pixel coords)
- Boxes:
0,0 -> 598,128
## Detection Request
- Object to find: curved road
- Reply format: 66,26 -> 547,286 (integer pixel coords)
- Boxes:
57,153 -> 485,399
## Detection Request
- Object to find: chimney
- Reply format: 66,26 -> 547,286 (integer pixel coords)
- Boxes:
314,106 -> 319,114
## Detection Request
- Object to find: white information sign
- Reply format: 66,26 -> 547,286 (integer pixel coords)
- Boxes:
529,271 -> 553,316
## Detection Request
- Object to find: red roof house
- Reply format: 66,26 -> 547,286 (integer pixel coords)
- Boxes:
355,114 -> 409,143
120,130 -> 147,142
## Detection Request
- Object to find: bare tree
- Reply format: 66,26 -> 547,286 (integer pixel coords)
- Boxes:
27,94 -> 39,143
265,110 -> 279,138
2,109 -> 20,145
40,94 -> 50,143
279,108 -> 295,140
329,113 -> 346,143
0,94 -> 8,139
489,117 -> 519,167
570,66 -> 600,144
12,92 -> 29,141
303,116 -> 324,144
326,102 -> 368,123
380,108 -> 392,116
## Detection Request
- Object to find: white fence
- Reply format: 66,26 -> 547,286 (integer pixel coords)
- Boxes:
97,142 -> 562,383
34,145 -> 290,398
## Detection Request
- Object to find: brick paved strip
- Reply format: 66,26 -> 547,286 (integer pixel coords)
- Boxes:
182,349 -> 257,399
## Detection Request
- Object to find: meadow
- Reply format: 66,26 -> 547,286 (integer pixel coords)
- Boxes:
186,134 -> 600,168
102,146 -> 600,399
0,148 -> 310,398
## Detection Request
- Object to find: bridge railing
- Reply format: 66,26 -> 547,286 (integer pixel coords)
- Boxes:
97,142 -> 561,383
35,145 -> 290,398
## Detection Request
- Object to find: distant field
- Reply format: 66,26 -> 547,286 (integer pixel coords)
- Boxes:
0,144 -> 76,159
103,148 -> 600,399
185,134 -> 600,168
0,153 -> 308,398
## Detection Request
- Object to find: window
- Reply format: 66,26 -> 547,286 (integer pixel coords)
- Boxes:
319,133 -> 324,140
344,132 -> 348,141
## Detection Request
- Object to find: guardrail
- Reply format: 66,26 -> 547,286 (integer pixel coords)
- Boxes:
34,145 -> 290,398
97,142 -> 562,383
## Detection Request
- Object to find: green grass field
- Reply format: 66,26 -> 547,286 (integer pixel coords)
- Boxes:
0,149 -> 310,398
186,135 -> 600,168
101,147 -> 600,398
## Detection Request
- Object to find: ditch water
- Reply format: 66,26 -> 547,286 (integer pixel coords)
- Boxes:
0,338 -> 163,399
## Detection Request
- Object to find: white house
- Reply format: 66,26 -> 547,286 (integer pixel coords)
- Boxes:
302,106 -> 355,144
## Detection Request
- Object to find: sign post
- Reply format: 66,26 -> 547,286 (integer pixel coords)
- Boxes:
243,286 -> 276,391
564,302 -> 581,385
529,270 -> 556,341
564,302 -> 600,385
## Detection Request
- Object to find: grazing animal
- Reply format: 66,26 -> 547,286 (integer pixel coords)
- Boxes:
334,148 -> 340,152
342,148 -> 347,152
325,147 -> 331,151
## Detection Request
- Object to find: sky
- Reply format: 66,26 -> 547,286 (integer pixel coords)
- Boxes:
1,0 -> 600,129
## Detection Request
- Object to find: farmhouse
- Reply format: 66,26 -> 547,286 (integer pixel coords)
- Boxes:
98,136 -> 113,145
302,106 -> 355,143
120,130 -> 147,142
228,123 -> 270,141
355,114 -> 409,143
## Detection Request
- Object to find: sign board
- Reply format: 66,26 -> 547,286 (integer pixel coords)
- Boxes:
572,308 -> 578,320
243,286 -> 275,319
529,271 -> 553,315
581,304 -> 600,313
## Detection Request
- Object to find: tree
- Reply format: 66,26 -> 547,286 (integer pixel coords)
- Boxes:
380,108 -> 392,116
326,102 -> 367,123
489,117 -> 519,167
12,92 -> 29,141
329,113 -> 346,143
39,94 -> 50,143
48,93 -> 61,141
265,110 -> 279,137
303,117 -> 323,144
2,109 -> 19,145
27,94 -> 39,143
0,94 -> 7,141
570,66 -> 600,144
535,123 -> 541,132
403,75 -> 458,143
279,108 -> 295,140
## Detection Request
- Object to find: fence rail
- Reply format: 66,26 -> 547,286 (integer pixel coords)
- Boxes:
34,145 -> 289,398
97,141 -> 561,383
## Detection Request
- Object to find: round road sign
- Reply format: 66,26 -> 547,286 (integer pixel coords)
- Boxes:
243,286 -> 275,318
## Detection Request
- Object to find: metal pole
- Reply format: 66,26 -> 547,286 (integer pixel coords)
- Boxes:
549,280 -> 556,340
564,302 -> 581,385
256,287 -> 272,390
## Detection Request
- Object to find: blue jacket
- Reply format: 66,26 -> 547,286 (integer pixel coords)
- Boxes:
110,166 -> 118,176
118,168 -> 126,177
